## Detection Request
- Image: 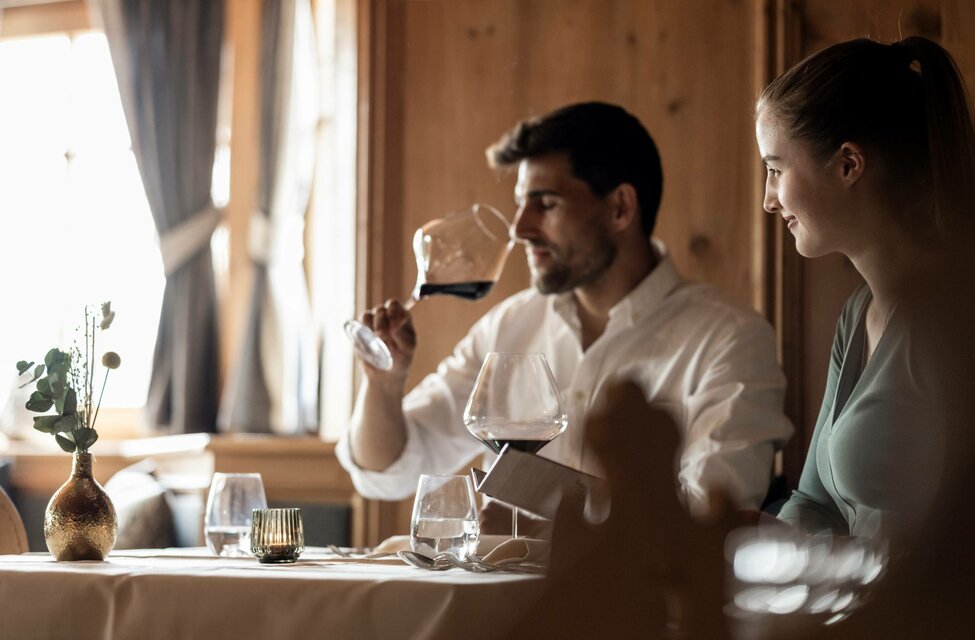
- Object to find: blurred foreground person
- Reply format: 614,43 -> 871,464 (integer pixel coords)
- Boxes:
511,325 -> 975,639
506,381 -> 736,639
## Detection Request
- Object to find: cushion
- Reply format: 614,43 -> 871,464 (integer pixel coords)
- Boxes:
105,462 -> 176,550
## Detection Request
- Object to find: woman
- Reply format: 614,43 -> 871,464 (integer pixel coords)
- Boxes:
755,37 -> 975,541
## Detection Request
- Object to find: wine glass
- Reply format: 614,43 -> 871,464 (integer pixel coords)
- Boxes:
463,352 -> 568,538
204,473 -> 268,557
344,203 -> 513,371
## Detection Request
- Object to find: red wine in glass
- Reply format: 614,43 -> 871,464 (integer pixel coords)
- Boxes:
416,280 -> 494,301
463,353 -> 568,538
344,204 -> 511,371
478,438 -> 552,455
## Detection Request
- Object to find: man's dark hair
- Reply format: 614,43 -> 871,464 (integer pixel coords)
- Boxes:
487,102 -> 663,235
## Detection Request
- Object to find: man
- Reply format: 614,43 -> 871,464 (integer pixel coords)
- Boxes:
336,102 -> 792,522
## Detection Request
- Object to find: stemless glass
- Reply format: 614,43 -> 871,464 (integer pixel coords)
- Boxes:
410,474 -> 480,560
463,352 -> 568,538
344,203 -> 513,371
204,472 -> 268,557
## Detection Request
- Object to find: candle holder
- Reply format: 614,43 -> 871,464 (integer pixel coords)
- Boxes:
250,508 -> 304,564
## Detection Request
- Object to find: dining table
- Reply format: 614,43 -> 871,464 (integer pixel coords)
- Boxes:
0,546 -> 546,640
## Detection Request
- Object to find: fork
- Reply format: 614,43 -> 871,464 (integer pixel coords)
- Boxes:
398,550 -> 545,574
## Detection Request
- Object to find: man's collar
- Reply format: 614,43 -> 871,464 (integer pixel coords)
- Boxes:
551,239 -> 682,327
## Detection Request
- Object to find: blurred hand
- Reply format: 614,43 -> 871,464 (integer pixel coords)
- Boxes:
360,299 -> 417,380
506,381 -> 736,640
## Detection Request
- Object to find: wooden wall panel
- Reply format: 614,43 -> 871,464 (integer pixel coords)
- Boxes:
370,0 -> 769,394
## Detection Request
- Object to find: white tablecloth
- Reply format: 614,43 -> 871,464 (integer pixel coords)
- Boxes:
0,548 -> 544,640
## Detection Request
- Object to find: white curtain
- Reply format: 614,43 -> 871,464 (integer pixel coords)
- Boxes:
218,0 -> 319,434
94,0 -> 223,433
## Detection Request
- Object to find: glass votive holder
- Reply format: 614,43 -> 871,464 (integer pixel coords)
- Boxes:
250,508 -> 304,564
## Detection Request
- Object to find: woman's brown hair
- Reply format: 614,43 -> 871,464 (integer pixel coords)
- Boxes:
757,37 -> 975,243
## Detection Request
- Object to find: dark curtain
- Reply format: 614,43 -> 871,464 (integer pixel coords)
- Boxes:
98,0 -> 224,433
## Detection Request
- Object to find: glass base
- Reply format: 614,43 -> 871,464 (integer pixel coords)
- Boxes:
344,320 -> 394,371
258,554 -> 299,564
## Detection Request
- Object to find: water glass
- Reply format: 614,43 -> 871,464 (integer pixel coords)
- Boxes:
204,473 -> 267,557
410,474 -> 479,560
250,508 -> 305,564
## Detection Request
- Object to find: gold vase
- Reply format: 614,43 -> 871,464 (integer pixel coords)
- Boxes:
44,451 -> 117,561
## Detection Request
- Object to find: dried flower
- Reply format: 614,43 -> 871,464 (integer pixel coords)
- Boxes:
99,301 -> 115,331
15,303 -> 120,453
102,352 -> 121,369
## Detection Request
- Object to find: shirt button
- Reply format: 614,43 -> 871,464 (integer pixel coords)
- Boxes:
574,391 -> 585,402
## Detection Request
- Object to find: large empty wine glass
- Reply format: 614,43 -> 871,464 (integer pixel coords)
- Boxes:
344,203 -> 512,371
463,352 -> 568,537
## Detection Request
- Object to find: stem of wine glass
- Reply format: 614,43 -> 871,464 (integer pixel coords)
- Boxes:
512,506 -> 519,539
402,297 -> 417,312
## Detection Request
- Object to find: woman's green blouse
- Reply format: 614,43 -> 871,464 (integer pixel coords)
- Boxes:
777,285 -> 945,539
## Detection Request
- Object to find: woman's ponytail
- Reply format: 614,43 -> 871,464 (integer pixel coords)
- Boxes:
897,36 -> 975,238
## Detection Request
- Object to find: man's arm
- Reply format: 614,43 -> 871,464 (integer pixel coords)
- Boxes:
339,290 -> 534,500
777,300 -> 853,534
677,316 -> 794,516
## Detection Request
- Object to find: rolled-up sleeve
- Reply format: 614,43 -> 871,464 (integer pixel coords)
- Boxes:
677,315 -> 794,515
336,307 -> 505,499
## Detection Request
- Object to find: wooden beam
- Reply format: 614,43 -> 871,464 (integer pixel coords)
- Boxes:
0,0 -> 89,39
763,0 -> 806,489
222,0 -> 262,389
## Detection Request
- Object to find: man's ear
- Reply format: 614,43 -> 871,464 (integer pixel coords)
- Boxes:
610,183 -> 640,232
836,142 -> 866,186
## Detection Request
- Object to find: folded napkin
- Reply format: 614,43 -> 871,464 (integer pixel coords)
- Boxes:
373,534 -> 549,566
372,534 -> 511,557
481,537 -> 550,566
370,535 -> 412,555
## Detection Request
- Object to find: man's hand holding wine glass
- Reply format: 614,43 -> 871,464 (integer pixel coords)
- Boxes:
344,203 -> 512,372
360,299 -> 416,380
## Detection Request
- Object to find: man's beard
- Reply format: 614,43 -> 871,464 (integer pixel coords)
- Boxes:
531,226 -> 617,295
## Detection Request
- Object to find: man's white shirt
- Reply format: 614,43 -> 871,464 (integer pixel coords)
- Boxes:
337,241 -> 793,515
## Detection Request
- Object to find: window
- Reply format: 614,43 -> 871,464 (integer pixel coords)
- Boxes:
0,30 -> 164,434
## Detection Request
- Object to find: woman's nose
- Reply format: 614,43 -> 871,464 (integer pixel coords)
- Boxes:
763,189 -> 781,214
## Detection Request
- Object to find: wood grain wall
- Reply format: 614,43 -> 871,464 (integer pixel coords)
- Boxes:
363,0 -> 770,392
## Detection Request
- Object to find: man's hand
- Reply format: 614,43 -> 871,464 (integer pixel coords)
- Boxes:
349,299 -> 416,471
361,299 -> 417,380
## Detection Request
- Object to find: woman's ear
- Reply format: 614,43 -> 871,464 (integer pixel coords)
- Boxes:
836,142 -> 866,186
610,183 -> 640,232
